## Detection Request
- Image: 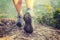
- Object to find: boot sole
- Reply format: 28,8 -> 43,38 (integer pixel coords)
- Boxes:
23,13 -> 33,33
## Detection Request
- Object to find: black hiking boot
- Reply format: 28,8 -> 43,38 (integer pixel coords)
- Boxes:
23,12 -> 33,33
16,15 -> 22,27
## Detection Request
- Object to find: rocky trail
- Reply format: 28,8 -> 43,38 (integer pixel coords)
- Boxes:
0,19 -> 60,40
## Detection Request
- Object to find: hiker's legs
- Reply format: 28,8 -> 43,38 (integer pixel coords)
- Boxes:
13,0 -> 23,27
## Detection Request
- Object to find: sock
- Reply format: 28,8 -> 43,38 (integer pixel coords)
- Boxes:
26,8 -> 31,13
17,13 -> 22,22
26,8 -> 35,18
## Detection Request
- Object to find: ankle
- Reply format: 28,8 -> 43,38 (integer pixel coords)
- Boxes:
17,14 -> 22,22
18,13 -> 23,18
26,8 -> 31,13
26,8 -> 35,18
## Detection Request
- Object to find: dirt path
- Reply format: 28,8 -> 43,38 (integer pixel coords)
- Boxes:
0,19 -> 60,40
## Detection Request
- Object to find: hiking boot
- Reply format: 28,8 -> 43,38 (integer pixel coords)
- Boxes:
23,12 -> 33,33
16,15 -> 23,27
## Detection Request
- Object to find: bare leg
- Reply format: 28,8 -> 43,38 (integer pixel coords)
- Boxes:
25,0 -> 34,17
25,0 -> 34,9
13,0 -> 22,16
13,0 -> 23,27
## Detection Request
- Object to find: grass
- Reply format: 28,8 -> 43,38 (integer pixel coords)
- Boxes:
0,0 -> 54,18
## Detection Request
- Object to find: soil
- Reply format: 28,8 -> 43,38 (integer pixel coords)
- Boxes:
0,19 -> 60,40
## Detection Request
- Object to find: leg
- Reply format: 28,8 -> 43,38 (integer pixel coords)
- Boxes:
25,0 -> 34,17
13,0 -> 22,16
23,0 -> 34,33
13,0 -> 23,27
25,0 -> 34,9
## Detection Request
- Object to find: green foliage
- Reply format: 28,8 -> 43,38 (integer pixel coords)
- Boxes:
53,10 -> 60,29
0,0 -> 17,18
36,12 -> 53,24
37,10 -> 60,29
